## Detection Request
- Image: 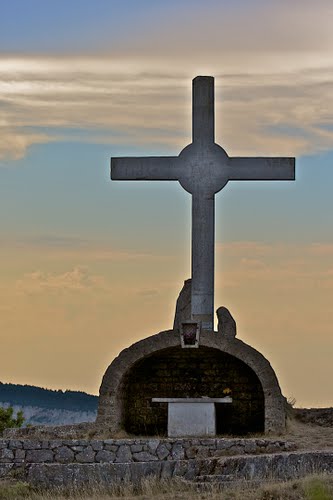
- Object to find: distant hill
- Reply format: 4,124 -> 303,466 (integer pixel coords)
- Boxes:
0,382 -> 98,426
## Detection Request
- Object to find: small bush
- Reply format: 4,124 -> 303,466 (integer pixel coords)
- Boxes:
0,406 -> 24,434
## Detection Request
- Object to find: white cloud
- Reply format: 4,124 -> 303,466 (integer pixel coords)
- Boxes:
1,54 -> 333,160
15,266 -> 105,295
1,1 -> 333,159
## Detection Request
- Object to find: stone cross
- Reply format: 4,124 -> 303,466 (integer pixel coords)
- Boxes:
111,76 -> 295,330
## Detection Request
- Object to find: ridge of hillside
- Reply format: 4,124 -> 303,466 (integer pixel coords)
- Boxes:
0,382 -> 98,411
0,382 -> 98,426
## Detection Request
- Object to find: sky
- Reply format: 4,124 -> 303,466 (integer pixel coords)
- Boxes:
0,0 -> 332,408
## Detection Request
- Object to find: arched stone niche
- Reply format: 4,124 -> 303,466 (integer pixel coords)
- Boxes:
97,330 -> 286,435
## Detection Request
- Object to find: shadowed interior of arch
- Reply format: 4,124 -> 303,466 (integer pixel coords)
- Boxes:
120,346 -> 264,436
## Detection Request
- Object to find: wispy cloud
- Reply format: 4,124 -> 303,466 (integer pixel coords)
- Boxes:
1,0 -> 333,161
15,266 -> 105,295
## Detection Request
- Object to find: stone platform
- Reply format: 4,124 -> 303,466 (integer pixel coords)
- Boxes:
1,437 -> 332,489
0,437 -> 296,466
23,452 -> 333,488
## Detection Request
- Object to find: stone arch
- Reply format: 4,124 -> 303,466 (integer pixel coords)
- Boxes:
97,330 -> 286,435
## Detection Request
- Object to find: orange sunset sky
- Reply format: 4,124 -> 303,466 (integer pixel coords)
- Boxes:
0,0 -> 332,408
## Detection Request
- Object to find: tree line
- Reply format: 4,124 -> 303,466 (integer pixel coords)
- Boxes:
0,382 -> 98,411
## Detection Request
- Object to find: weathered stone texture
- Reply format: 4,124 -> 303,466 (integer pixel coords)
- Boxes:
24,451 -> 333,488
0,464 -> 14,478
98,330 -> 285,435
4,422 -> 96,440
0,448 -> 14,461
14,449 -> 26,462
124,346 -> 264,435
54,446 -> 75,463
75,446 -> 95,463
115,445 -> 132,463
0,437 -> 296,467
96,450 -> 116,463
216,306 -> 237,338
173,279 -> 192,332
133,451 -> 158,462
26,449 -> 53,463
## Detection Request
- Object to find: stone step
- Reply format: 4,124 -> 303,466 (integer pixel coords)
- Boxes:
2,450 -> 333,488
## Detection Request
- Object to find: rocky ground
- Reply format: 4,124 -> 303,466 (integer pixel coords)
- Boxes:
294,407 -> 333,427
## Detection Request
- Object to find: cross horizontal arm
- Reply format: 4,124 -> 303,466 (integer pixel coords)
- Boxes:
111,157 -> 180,181
228,157 -> 295,181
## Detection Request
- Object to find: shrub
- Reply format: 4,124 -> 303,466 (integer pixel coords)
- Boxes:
0,406 -> 24,435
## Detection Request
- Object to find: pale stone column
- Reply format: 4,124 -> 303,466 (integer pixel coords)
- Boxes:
192,76 -> 215,145
191,192 -> 215,328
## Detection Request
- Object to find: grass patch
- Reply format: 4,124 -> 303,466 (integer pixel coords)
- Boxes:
304,476 -> 332,500
0,481 -> 33,499
1,474 -> 333,499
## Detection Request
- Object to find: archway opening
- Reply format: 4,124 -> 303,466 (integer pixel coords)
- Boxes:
121,346 -> 264,436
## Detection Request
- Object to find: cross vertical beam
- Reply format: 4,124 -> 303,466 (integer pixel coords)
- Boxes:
191,193 -> 215,328
192,76 -> 215,145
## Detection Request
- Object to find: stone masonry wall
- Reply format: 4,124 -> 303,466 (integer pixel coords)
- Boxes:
122,347 -> 264,435
98,330 -> 287,434
0,438 -> 295,466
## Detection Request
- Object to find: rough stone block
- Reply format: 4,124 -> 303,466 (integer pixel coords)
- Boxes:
115,445 -> 132,463
130,461 -> 162,484
90,440 -> 103,451
23,441 -> 42,450
75,446 -> 95,463
0,463 -> 14,478
130,444 -> 142,453
71,445 -> 84,452
63,440 -> 80,446
105,444 -> 118,452
26,449 -> 53,463
0,448 -> 14,462
196,447 -> 210,458
244,440 -> 257,454
132,452 -> 158,462
95,450 -> 116,463
185,446 -> 198,459
55,446 -> 75,463
49,440 -> 63,449
156,444 -> 170,460
9,440 -> 23,449
147,439 -> 160,453
14,449 -> 26,461
171,443 -> 185,460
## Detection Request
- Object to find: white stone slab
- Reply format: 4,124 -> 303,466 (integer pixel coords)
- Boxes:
168,402 -> 215,438
152,397 -> 232,437
152,397 -> 232,403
